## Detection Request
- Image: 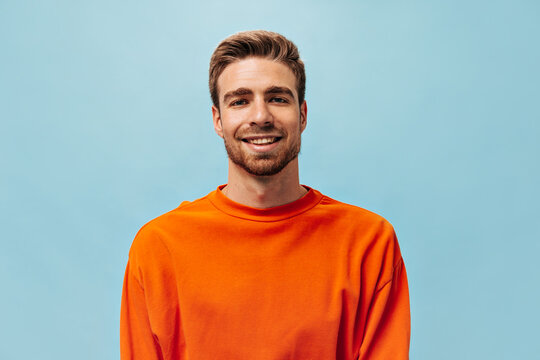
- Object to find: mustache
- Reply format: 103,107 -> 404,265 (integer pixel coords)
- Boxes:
235,125 -> 285,139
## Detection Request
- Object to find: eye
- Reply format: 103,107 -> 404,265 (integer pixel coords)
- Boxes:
270,97 -> 288,104
230,99 -> 248,106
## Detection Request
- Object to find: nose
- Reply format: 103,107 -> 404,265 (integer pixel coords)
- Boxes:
250,98 -> 274,126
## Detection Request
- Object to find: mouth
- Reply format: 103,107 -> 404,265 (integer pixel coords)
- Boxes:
241,136 -> 282,145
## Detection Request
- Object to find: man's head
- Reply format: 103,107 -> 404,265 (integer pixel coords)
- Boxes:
209,31 -> 307,177
209,30 -> 305,110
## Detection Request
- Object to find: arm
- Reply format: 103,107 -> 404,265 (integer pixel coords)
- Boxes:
120,261 -> 164,360
358,258 -> 410,360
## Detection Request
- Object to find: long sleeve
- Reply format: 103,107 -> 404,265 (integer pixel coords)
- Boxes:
120,260 -> 164,360
358,258 -> 410,360
119,188 -> 409,359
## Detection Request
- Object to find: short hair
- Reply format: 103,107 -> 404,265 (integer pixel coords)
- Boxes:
209,30 -> 306,109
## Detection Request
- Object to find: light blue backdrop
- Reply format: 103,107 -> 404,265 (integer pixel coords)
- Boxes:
1,0 -> 538,359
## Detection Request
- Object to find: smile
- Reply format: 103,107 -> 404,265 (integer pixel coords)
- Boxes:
242,137 -> 282,145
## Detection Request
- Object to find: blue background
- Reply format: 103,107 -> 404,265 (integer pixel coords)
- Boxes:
1,0 -> 539,359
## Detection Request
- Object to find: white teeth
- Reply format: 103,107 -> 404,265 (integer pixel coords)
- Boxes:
248,137 -> 276,145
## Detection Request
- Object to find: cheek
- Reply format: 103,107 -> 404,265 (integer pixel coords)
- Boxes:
220,120 -> 241,139
221,113 -> 247,133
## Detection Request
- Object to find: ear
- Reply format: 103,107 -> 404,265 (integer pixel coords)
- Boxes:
212,105 -> 224,138
300,100 -> 307,133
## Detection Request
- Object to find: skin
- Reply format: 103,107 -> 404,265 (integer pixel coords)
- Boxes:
212,57 -> 308,208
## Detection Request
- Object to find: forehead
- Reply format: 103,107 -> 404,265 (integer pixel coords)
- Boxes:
217,58 -> 297,100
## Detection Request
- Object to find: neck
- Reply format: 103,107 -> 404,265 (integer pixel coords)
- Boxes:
222,159 -> 307,208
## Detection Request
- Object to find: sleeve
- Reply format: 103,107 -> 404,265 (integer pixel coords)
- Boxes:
120,259 -> 164,360
358,257 -> 411,360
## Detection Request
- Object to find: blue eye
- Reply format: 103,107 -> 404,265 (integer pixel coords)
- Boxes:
270,97 -> 287,103
231,99 -> 247,106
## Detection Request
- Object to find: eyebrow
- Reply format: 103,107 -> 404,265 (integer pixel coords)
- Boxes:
222,86 -> 295,104
222,88 -> 252,104
265,86 -> 295,99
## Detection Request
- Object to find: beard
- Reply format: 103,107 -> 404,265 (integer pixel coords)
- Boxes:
223,124 -> 302,176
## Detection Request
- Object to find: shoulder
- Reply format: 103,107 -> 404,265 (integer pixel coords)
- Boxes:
129,192 -> 216,255
314,191 -> 395,233
317,192 -> 404,278
311,190 -> 401,261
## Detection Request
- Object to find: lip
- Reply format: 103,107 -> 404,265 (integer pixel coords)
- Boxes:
241,135 -> 282,141
241,136 -> 282,152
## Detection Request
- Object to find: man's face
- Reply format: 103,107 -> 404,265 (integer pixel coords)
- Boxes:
212,57 -> 307,176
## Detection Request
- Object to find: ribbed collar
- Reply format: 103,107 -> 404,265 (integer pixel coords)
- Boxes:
208,184 -> 323,222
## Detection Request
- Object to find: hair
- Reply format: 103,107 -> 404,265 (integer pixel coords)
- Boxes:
209,30 -> 305,109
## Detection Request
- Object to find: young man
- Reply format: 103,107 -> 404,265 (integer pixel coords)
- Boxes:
121,30 -> 410,360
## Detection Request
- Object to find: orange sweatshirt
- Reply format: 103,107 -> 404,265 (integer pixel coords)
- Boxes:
121,185 -> 410,360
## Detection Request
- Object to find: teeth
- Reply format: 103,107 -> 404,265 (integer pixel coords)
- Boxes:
248,137 -> 276,145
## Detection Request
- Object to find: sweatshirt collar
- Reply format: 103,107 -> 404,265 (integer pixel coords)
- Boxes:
208,184 -> 323,222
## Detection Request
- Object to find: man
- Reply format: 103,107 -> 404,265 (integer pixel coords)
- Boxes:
121,30 -> 410,360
